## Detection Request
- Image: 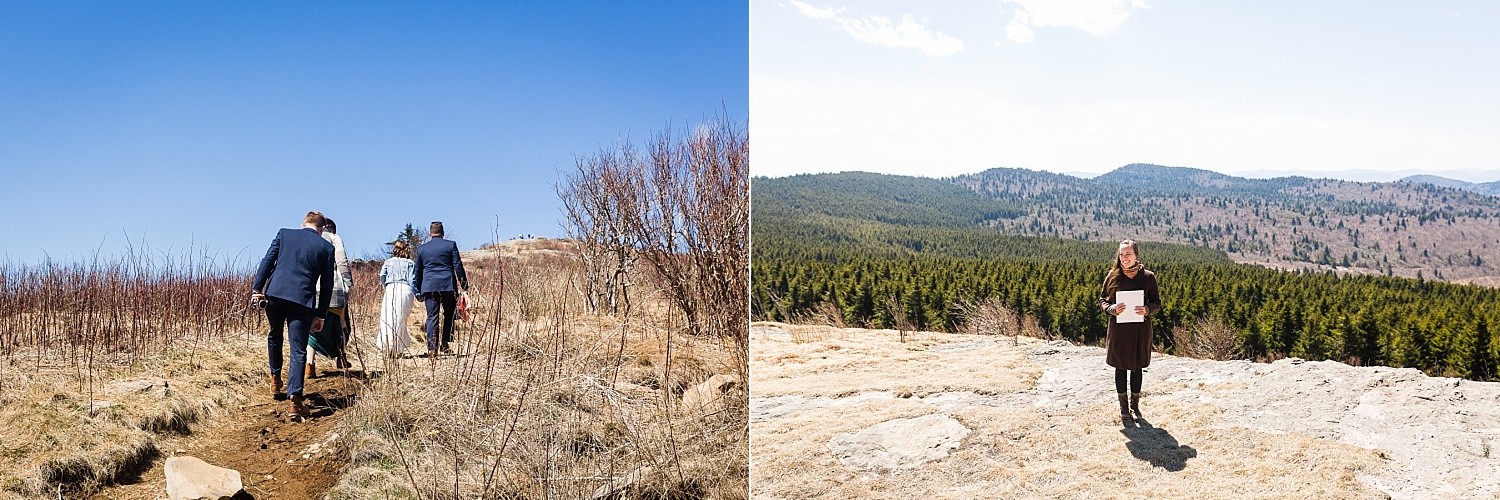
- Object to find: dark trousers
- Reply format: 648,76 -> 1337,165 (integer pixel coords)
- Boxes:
1115,368 -> 1143,394
424,291 -> 457,351
266,297 -> 314,397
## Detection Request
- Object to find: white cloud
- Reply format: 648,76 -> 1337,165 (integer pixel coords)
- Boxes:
789,0 -> 838,20
1005,10 -> 1036,43
1002,0 -> 1149,43
749,74 -> 1500,179
788,0 -> 965,57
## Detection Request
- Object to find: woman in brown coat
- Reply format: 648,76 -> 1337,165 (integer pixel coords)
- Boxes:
1099,239 -> 1161,422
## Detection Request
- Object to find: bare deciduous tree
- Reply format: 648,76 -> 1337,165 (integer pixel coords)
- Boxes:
559,144 -> 640,316
559,115 -> 749,363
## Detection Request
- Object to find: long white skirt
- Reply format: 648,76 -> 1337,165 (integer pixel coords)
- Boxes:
376,283 -> 415,355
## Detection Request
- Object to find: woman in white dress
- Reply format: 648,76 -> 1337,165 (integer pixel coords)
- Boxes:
376,240 -> 418,357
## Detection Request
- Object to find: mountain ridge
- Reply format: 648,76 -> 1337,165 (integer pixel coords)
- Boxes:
1402,174 -> 1500,197
757,165 -> 1500,281
945,164 -> 1500,282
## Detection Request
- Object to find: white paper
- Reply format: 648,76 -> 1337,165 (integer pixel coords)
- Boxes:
1116,290 -> 1145,323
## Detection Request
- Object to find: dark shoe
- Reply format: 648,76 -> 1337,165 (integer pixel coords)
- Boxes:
268,374 -> 285,400
440,344 -> 454,355
1118,393 -> 1131,421
335,355 -> 351,370
1130,392 -> 1143,421
289,395 -> 309,419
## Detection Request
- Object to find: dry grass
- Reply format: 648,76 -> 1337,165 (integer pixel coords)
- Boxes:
0,247 -> 263,496
0,340 -> 266,498
751,325 -> 1388,499
328,241 -> 748,499
751,326 -> 1041,398
751,398 -> 938,499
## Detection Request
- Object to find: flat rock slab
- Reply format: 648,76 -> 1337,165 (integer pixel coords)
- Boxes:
165,455 -> 244,500
106,378 -> 169,398
828,413 -> 971,471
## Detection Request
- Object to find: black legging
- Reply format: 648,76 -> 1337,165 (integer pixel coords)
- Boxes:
1115,368 -> 1143,394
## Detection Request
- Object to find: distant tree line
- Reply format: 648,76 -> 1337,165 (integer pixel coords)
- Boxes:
752,174 -> 1500,381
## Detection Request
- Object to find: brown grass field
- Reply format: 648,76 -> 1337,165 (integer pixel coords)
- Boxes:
750,322 -> 1424,500
0,238 -> 747,499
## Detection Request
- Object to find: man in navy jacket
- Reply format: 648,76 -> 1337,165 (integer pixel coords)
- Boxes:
251,211 -> 336,418
414,220 -> 468,356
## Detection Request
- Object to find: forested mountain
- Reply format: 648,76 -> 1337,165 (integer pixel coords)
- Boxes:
1402,174 -> 1500,197
752,171 -> 1022,227
953,164 -> 1500,282
751,170 -> 1500,381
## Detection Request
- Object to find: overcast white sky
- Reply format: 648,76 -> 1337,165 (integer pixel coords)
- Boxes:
751,0 -> 1500,182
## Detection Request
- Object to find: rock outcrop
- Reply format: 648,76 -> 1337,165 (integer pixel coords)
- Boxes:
164,456 -> 244,500
680,374 -> 740,414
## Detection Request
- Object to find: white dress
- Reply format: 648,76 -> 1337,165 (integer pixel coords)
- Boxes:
376,257 -> 417,355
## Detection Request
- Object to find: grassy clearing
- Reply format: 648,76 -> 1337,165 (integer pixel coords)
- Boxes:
0,340 -> 266,498
328,241 -> 748,499
0,248 -> 268,497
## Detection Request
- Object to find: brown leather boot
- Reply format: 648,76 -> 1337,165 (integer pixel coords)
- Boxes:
268,374 -> 284,399
306,359 -> 317,379
289,394 -> 309,419
1118,393 -> 1131,421
1130,392 -> 1143,421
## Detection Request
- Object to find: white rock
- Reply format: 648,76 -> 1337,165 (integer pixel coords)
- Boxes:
679,374 -> 739,414
827,413 -> 971,470
164,456 -> 244,500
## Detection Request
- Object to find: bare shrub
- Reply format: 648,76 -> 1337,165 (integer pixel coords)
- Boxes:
0,248 -> 256,365
331,245 -> 746,500
558,115 -> 749,368
885,294 -> 914,343
793,301 -> 845,329
954,298 -> 1049,345
1173,315 -> 1243,361
955,298 -> 1021,336
559,145 -> 640,317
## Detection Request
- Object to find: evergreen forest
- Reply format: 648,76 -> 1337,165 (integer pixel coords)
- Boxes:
752,171 -> 1500,381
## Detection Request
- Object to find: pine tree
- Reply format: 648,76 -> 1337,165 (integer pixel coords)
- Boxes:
389,223 -> 428,256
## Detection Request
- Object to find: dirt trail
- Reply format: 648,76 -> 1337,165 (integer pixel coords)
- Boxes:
93,369 -> 370,500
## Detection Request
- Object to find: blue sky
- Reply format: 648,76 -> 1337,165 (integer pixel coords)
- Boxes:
1,2 -> 747,265
752,0 -> 1500,182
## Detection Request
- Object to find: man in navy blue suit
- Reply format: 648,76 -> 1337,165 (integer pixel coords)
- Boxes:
251,211 -> 336,418
414,220 -> 468,356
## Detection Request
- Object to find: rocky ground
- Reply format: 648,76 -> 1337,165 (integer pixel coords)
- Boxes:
750,322 -> 1500,499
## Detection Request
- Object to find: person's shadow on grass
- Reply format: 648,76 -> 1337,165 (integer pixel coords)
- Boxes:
1120,419 -> 1197,471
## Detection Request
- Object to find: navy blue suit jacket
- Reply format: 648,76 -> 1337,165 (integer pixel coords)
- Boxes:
252,227 -> 336,317
414,237 -> 468,294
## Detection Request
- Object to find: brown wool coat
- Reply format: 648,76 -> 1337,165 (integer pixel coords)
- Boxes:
1099,268 -> 1162,370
